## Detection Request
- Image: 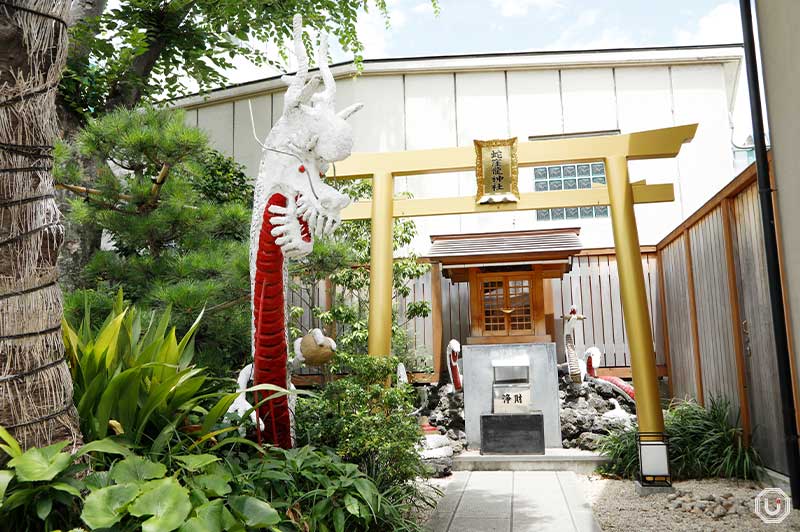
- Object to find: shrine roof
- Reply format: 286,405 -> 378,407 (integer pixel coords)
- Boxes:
425,227 -> 582,265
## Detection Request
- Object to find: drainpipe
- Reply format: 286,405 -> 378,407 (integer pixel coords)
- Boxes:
739,0 -> 800,507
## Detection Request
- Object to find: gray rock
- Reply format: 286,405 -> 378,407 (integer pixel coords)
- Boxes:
423,434 -> 451,449
420,445 -> 453,459
423,456 -> 452,477
713,505 -> 727,518
588,395 -> 610,413
576,432 -> 604,450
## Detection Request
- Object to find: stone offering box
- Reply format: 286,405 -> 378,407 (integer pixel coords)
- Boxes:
463,343 -> 561,449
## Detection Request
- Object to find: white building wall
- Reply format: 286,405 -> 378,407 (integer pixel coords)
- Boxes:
180,51 -> 741,253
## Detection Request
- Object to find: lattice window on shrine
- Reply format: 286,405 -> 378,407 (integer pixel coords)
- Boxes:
534,161 -> 609,221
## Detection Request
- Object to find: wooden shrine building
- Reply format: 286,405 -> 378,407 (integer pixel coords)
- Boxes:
426,228 -> 581,347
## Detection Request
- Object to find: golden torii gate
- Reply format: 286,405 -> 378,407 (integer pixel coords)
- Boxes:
329,124 -> 697,470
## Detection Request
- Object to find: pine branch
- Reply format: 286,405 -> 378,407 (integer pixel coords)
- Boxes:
205,294 -> 249,313
145,162 -> 171,210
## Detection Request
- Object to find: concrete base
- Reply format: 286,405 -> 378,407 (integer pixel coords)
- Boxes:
634,480 -> 675,496
463,342 -> 561,449
761,467 -> 792,494
454,449 -> 607,475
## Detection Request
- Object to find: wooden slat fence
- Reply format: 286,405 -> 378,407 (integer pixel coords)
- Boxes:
657,158 -> 791,474
288,249 -> 663,379
551,251 -> 663,369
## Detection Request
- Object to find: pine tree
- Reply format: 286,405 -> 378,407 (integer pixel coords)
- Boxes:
56,106 -> 253,374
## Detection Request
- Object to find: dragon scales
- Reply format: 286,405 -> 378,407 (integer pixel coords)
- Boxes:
247,15 -> 361,448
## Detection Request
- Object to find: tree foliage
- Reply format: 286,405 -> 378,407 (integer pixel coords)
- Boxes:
61,0 -> 438,119
289,180 -> 431,370
56,106 -> 253,373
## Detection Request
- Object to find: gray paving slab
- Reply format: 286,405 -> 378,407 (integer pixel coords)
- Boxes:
449,516 -> 511,532
425,470 -> 601,532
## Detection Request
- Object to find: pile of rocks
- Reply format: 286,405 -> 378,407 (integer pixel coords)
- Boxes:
416,383 -> 467,476
559,374 -> 637,450
665,489 -> 749,519
425,383 -> 465,433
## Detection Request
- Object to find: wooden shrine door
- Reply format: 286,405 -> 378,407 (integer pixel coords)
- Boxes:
468,270 -> 551,344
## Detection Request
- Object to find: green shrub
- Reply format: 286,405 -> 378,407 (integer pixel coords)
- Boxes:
597,397 -> 761,480
63,290 -> 295,457
0,427 -> 281,532
227,445 -> 424,531
294,353 -> 428,493
57,107 -> 254,377
0,425 -> 424,531
64,290 -> 207,447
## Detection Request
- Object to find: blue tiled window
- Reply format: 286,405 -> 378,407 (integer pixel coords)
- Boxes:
533,161 -> 609,219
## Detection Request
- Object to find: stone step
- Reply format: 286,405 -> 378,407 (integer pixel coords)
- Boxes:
453,448 -> 607,475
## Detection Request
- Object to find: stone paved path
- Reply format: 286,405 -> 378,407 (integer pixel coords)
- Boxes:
426,471 -> 602,532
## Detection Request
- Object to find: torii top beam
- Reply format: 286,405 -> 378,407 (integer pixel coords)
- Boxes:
332,124 -> 697,220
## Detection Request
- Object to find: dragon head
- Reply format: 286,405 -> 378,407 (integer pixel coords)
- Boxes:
253,15 -> 361,259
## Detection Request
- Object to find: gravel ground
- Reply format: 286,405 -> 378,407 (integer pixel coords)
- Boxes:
579,474 -> 800,531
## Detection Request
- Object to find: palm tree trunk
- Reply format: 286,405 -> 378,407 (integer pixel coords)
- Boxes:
0,1 -> 82,451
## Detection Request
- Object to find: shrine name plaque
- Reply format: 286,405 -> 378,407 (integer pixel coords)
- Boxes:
480,411 -> 545,455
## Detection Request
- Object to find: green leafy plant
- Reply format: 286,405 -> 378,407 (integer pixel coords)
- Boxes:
0,426 -> 281,532
597,397 -> 761,480
81,453 -> 280,532
295,354 -> 430,496
63,290 -> 297,457
227,445 -> 423,531
0,426 -> 131,531
64,290 -> 207,447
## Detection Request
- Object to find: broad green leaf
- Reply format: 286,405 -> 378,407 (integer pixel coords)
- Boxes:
84,471 -> 112,490
228,495 -> 279,528
0,426 -> 22,459
36,497 -> 53,520
94,367 -> 143,440
50,481 -> 82,497
129,477 -> 192,532
76,438 -> 132,458
81,483 -> 140,529
192,474 -> 231,497
353,478 -> 378,512
179,499 -> 224,532
95,310 -> 127,369
110,456 -> 166,484
334,507 -> 345,532
9,441 -> 72,481
173,454 -> 219,472
344,494 -> 359,516
221,505 -> 240,528
199,394 -> 237,434
177,308 -> 204,360
0,470 -> 14,503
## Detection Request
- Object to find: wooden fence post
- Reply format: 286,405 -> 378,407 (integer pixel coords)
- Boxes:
683,231 -> 705,406
722,199 -> 752,445
656,251 -> 674,397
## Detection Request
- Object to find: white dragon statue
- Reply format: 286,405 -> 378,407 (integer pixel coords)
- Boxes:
228,14 -> 361,448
